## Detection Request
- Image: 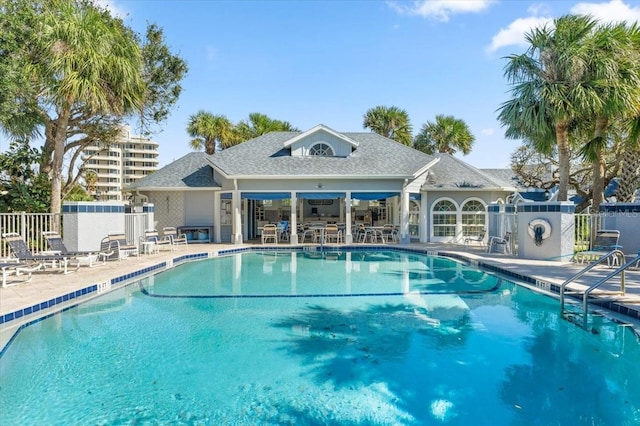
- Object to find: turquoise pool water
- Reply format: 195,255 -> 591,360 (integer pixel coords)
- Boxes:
1,251 -> 639,425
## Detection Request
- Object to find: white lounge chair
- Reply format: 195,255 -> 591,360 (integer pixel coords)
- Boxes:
162,227 -> 188,247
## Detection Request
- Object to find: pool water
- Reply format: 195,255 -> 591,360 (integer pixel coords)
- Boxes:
1,251 -> 639,425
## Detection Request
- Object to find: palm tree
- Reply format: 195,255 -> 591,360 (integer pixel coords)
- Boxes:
581,22 -> 640,211
498,15 -> 600,202
363,106 -> 413,146
616,115 -> 640,202
187,111 -> 233,154
9,0 -> 146,213
234,112 -> 298,142
413,115 -> 475,155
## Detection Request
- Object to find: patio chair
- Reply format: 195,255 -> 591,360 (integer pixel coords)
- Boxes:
261,224 -> 278,244
382,224 -> 399,244
300,225 -> 317,243
43,231 -> 110,267
464,229 -> 486,247
487,232 -> 512,255
2,232 -> 80,274
140,229 -> 173,254
574,230 -> 622,266
277,220 -> 289,241
100,233 -> 139,261
162,227 -> 188,247
1,262 -> 42,288
324,224 -> 342,243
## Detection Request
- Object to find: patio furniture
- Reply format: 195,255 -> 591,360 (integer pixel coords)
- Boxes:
300,226 -> 317,243
2,232 -> 80,274
382,224 -> 399,244
140,230 -> 173,254
162,227 -> 188,247
487,232 -> 512,254
324,224 -> 342,243
261,224 -> 278,244
277,221 -> 289,241
1,262 -> 42,288
464,229 -> 486,247
574,230 -> 622,266
43,231 -> 110,267
100,233 -> 139,261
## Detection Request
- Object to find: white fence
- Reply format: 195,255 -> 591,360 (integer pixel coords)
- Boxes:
1,211 -> 149,258
574,213 -> 604,251
0,212 -> 61,257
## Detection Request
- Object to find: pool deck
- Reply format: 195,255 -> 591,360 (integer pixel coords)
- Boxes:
1,242 -> 639,347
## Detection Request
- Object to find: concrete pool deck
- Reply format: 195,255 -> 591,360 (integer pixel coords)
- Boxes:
1,242 -> 639,348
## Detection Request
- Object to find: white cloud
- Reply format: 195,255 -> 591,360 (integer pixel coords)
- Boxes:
487,16 -> 552,52
92,0 -> 128,19
480,128 -> 495,136
487,1 -> 640,53
571,0 -> 640,24
388,0 -> 496,22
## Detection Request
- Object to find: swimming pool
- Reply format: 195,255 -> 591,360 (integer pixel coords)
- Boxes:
1,250 -> 639,425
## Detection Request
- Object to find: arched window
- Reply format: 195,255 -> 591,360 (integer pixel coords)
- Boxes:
461,199 -> 486,237
309,143 -> 333,156
432,200 -> 456,237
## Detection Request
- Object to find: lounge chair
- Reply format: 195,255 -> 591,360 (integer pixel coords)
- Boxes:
487,232 -> 512,254
162,227 -> 188,247
464,229 -> 486,247
574,230 -> 622,266
2,232 -> 80,274
140,229 -> 173,254
1,262 -> 42,288
100,233 -> 139,261
43,231 -> 110,267
261,224 -> 278,244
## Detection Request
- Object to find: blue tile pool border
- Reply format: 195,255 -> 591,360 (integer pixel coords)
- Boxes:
1,246 -> 638,332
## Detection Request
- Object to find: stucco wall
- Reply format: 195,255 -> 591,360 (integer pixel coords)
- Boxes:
145,191 -> 185,231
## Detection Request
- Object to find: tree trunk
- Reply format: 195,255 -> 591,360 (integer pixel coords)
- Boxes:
591,117 -> 608,212
49,109 -> 71,214
616,145 -> 640,202
555,121 -> 571,201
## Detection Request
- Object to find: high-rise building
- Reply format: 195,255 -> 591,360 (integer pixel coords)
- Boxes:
81,125 -> 159,201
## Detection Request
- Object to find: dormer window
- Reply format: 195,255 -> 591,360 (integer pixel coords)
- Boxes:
309,143 -> 333,156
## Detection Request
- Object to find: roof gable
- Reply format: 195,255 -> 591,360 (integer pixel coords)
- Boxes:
423,154 -> 518,191
283,124 -> 359,151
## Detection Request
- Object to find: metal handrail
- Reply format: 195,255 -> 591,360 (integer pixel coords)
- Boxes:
582,253 -> 640,315
559,249 -> 626,313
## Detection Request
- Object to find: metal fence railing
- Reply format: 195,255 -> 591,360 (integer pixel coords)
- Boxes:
0,212 -> 62,257
574,213 -> 604,251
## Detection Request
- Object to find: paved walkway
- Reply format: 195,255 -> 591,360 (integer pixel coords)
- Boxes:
1,242 -> 639,349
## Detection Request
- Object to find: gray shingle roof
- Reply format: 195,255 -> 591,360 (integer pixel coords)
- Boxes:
481,168 -> 523,188
208,131 -> 435,177
423,154 -> 518,190
127,152 -> 217,190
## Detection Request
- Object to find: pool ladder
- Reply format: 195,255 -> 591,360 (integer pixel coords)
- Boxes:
560,250 -> 640,329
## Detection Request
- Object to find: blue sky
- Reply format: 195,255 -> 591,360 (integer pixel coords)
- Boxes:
97,1 -> 640,168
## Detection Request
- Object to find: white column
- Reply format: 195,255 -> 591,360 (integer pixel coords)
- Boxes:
420,193 -> 428,243
344,191 -> 353,244
400,188 -> 410,243
243,198 -> 249,242
232,190 -> 243,244
299,197 -> 304,224
214,192 -> 221,243
290,191 -> 298,244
